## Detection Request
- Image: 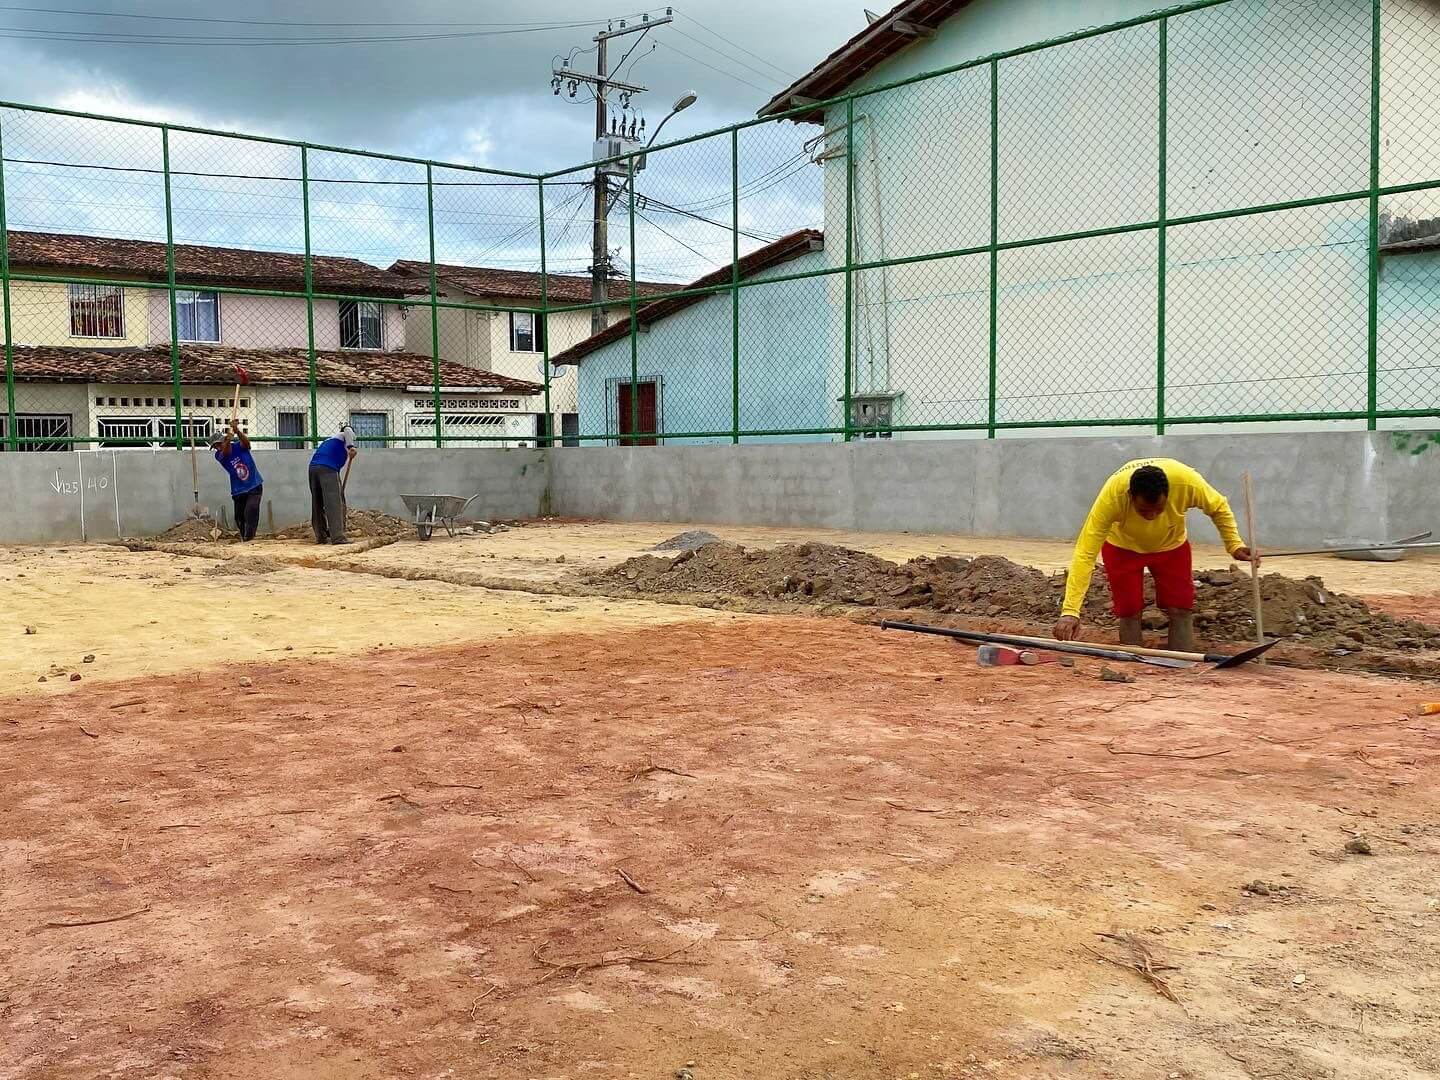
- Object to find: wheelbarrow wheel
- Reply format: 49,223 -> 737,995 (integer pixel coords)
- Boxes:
416,518 -> 434,541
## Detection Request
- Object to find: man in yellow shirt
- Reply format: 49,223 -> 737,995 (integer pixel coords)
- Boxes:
1053,459 -> 1254,651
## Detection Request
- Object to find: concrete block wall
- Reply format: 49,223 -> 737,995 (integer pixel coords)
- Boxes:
1,431 -> 1435,548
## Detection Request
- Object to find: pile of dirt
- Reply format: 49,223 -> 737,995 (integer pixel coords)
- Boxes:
273,510 -> 413,542
203,556 -> 282,576
153,516 -> 226,543
651,529 -> 723,552
592,541 -> 1440,655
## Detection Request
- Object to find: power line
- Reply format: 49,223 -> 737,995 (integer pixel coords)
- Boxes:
636,192 -> 778,243
636,208 -> 713,265
668,6 -> 792,81
670,27 -> 789,88
0,5 -> 616,28
0,22 -> 605,46
1,156 -> 580,187
654,40 -> 774,95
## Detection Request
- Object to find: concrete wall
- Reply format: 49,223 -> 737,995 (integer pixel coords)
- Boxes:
0,445 -> 548,544
546,430 -> 1440,550
5,429 -> 1440,548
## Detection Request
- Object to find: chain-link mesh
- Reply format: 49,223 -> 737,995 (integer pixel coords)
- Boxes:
2,0 -> 1440,452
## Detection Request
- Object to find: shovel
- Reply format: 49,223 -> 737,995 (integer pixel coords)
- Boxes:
880,622 -> 1196,669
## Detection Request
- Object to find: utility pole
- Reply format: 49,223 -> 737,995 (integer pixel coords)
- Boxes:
553,11 -> 673,335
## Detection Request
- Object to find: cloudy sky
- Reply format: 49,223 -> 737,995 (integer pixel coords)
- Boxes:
0,1 -> 862,282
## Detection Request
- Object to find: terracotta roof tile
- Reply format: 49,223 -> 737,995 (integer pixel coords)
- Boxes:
549,229 -> 824,365
9,343 -> 542,394
6,230 -> 405,297
387,260 -> 674,303
758,0 -> 973,122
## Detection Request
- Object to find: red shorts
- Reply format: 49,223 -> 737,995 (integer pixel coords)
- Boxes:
1101,541 -> 1195,618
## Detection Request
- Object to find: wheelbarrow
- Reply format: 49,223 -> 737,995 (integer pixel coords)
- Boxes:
399,493 -> 483,541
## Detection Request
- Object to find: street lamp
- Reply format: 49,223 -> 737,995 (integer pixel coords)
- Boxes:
647,90 -> 698,148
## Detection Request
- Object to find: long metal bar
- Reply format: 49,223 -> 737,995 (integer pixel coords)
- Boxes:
730,126 -> 741,445
0,97 -> 541,179
0,109 -> 14,451
538,177 -> 552,448
987,58 -> 999,438
161,127 -> 184,450
842,96 -> 854,442
1156,16 -> 1168,436
1265,540 -> 1440,558
426,163 -> 442,448
301,146 -> 318,445
628,163 -> 640,444
539,174 -> 1440,318
1366,0 -> 1382,431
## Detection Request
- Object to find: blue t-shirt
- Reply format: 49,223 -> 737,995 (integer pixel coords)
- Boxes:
215,443 -> 262,497
310,430 -> 354,471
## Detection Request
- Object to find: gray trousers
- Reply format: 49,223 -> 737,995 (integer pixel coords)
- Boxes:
308,465 -> 347,543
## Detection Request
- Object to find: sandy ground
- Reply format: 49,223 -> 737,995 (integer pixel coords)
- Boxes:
4,619 -> 1439,1079
4,520 -> 1440,1079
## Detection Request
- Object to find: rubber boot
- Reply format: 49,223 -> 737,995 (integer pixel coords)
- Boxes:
1118,616 -> 1144,646
1166,608 -> 1196,653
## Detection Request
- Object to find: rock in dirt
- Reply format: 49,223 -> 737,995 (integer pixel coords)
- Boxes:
68,673 -> 81,682
82,654 -> 95,664
238,676 -> 253,688
652,529 -> 723,552
1344,836 -> 1374,856
1099,666 -> 1136,684
23,625 -> 35,635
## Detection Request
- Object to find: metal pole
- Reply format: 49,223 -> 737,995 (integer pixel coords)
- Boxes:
301,147 -> 318,445
731,127 -> 740,445
842,96 -> 854,442
161,127 -> 183,450
538,177 -> 552,448
1156,17 -> 1168,436
628,161 -> 639,444
426,163 -> 442,448
0,110 -> 15,450
987,60 -> 999,439
1366,0 -> 1381,431
590,34 -> 609,337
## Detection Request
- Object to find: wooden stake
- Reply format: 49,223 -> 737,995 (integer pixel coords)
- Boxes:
1242,471 -> 1264,661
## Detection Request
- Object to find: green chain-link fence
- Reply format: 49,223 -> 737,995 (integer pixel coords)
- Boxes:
2,0 -> 1439,451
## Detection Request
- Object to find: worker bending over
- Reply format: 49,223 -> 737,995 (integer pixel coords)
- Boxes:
1053,458 -> 1254,651
212,419 -> 263,542
308,422 -> 356,545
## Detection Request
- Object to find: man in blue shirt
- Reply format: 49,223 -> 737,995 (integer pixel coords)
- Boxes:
308,422 -> 356,545
211,419 -> 264,542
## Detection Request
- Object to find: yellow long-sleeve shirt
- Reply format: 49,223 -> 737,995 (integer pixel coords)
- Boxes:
1061,458 -> 1245,617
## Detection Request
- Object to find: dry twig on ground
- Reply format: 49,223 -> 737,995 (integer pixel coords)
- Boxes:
616,867 -> 648,894
40,905 -> 151,930
1105,740 -> 1232,760
1086,930 -> 1185,1009
629,761 -> 697,781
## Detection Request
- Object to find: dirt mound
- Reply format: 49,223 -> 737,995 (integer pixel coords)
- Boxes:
592,541 -> 1440,655
274,510 -> 413,542
154,516 -> 227,543
203,556 -> 282,576
651,529 -> 723,552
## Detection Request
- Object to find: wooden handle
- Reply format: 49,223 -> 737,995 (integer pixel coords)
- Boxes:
1242,471 -> 1264,657
945,628 -> 1209,663
230,382 -> 241,427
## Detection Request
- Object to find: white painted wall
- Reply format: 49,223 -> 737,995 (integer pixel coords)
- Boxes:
143,290 -> 406,351
808,0 -> 1440,435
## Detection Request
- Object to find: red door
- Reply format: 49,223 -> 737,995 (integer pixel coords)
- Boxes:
617,382 -> 657,446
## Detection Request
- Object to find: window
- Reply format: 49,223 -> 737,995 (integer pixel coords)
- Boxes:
176,290 -> 220,342
509,311 -> 544,353
97,415 -> 212,449
277,411 -> 307,450
339,300 -> 383,349
348,411 -> 388,447
0,413 -> 72,451
561,412 -> 579,448
69,283 -> 124,338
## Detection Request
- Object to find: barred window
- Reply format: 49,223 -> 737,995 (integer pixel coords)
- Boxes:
69,283 -> 124,338
339,300 -> 383,349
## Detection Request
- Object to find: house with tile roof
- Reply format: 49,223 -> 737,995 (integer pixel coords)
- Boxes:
386,259 -> 672,446
2,230 -> 543,449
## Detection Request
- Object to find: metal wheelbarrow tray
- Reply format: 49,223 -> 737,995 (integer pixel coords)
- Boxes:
399,493 -> 483,540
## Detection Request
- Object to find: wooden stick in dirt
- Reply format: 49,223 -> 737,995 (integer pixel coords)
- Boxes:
1242,471 -> 1264,660
189,431 -> 200,516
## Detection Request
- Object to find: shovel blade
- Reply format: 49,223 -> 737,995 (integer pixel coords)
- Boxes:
1212,638 -> 1280,669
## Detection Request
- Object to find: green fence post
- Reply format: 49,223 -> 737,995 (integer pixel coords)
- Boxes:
426,163 -> 442,448
301,146 -> 319,445
538,177 -> 551,448
842,97 -> 855,442
628,162 -> 639,444
1156,16 -> 1168,436
0,110 -> 15,450
1366,0 -> 1381,431
731,127 -> 740,445
161,126 -> 183,450
987,60 -> 999,439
